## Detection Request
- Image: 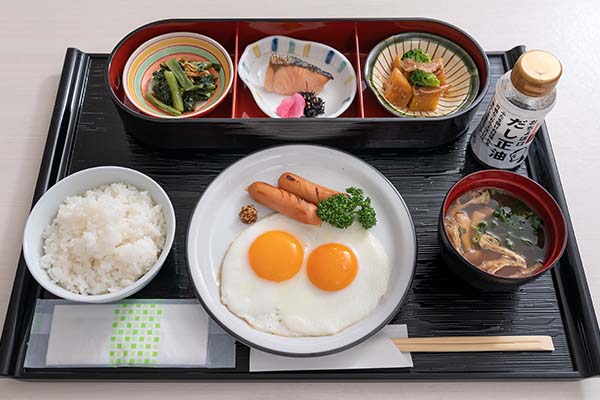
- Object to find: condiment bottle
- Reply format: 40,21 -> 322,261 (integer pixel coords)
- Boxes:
470,50 -> 562,169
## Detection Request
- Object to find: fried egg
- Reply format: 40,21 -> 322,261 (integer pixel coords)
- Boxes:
220,213 -> 390,336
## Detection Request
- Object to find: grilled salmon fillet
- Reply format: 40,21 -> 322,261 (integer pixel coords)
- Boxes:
264,54 -> 334,95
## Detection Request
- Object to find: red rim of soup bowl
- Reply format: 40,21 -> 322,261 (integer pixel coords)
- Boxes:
441,170 -> 567,282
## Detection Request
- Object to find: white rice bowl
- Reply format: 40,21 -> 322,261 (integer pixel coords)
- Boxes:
40,183 -> 166,295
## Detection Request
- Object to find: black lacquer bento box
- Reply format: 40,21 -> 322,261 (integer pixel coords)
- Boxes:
107,18 -> 490,149
1,18 -> 600,381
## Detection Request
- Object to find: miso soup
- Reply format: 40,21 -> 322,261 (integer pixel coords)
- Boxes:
444,188 -> 546,278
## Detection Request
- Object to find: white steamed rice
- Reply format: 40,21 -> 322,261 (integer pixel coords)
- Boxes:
40,182 -> 166,295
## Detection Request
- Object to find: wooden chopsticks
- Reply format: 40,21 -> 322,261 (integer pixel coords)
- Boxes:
393,335 -> 554,352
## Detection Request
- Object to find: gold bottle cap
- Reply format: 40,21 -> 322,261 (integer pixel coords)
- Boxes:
510,50 -> 562,97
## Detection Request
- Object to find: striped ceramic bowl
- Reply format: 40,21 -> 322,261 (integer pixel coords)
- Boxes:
238,35 -> 357,118
365,32 -> 480,118
122,32 -> 233,118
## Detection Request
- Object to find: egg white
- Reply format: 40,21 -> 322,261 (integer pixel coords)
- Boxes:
220,213 -> 390,337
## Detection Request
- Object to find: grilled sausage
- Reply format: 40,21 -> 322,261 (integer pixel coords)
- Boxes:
247,181 -> 321,225
277,172 -> 342,205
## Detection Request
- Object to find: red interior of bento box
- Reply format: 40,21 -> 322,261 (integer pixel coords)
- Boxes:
108,20 -> 488,119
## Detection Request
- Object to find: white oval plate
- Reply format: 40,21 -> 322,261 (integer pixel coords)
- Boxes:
238,36 -> 357,118
186,145 -> 416,357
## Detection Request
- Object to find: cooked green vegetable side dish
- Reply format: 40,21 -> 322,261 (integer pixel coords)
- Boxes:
149,57 -> 221,115
317,187 -> 377,230
444,188 -> 547,278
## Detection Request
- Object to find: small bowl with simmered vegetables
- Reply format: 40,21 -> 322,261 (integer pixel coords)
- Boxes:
122,32 -> 234,118
439,170 -> 567,291
365,33 -> 480,117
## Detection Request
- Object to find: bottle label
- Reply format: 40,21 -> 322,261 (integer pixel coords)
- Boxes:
470,92 -> 548,169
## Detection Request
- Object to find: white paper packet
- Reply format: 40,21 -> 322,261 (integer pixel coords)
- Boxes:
250,325 -> 413,372
24,299 -> 236,368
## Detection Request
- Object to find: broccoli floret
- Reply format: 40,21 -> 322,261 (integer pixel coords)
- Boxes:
409,70 -> 440,87
401,48 -> 431,63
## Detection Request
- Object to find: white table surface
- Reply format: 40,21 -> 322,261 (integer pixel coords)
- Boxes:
1,0 -> 599,398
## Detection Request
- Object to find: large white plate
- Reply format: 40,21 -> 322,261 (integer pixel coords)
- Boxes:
186,145 -> 416,356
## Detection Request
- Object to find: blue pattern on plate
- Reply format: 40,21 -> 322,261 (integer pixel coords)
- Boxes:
325,50 -> 334,64
238,35 -> 357,118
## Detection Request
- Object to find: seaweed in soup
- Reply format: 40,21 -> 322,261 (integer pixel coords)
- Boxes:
444,188 -> 547,278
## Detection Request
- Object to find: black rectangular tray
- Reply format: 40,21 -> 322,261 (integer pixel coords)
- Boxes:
1,46 -> 599,380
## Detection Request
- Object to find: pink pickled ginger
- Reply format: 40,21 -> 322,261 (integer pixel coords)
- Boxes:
276,93 -> 305,118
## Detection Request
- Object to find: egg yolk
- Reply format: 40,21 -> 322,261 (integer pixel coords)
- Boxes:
248,230 -> 304,282
307,243 -> 358,291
